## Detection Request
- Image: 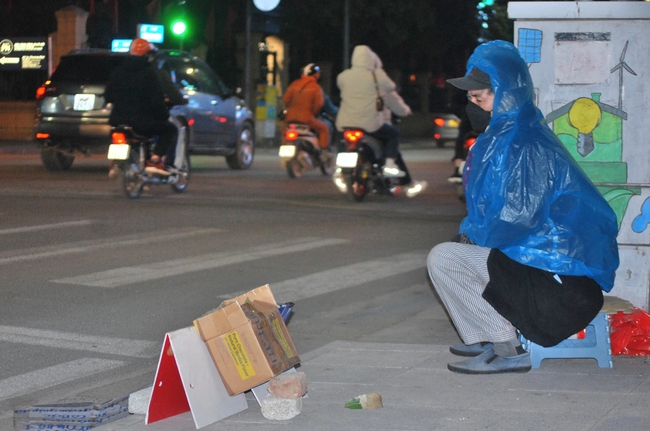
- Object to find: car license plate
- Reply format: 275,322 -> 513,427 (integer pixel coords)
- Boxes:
73,94 -> 95,111
278,145 -> 296,158
336,152 -> 358,168
107,144 -> 130,160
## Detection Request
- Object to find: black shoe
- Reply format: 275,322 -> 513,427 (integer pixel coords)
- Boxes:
447,167 -> 462,184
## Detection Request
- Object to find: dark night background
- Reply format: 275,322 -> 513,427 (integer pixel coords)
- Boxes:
2,0 -> 623,110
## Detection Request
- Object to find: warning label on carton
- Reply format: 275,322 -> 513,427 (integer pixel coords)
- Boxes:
224,331 -> 255,380
271,318 -> 294,359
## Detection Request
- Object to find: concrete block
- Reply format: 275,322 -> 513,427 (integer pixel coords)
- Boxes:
268,371 -> 307,398
260,394 -> 303,420
128,386 -> 152,415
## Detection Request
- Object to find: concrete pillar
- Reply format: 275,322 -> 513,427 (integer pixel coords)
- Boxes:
509,2 -> 650,310
50,6 -> 89,69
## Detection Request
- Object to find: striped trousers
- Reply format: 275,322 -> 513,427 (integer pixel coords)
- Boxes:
427,242 -> 517,345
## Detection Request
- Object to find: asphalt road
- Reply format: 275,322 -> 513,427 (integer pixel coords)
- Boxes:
0,143 -> 466,427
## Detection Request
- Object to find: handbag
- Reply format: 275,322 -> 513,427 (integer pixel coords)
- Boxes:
372,71 -> 384,112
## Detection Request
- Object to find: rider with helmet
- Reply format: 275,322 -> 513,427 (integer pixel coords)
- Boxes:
105,38 -> 178,172
336,45 -> 426,197
282,63 -> 332,160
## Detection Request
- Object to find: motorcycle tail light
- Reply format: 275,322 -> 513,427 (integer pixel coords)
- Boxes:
343,130 -> 363,143
434,117 -> 445,127
285,130 -> 299,141
464,136 -> 477,149
112,132 -> 128,144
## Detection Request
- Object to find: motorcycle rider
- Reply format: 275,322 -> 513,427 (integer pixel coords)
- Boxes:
282,63 -> 331,161
336,45 -> 426,197
105,38 -> 178,174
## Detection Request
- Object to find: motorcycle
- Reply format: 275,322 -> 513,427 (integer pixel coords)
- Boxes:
454,131 -> 478,202
332,128 -> 402,202
278,121 -> 335,178
107,119 -> 190,199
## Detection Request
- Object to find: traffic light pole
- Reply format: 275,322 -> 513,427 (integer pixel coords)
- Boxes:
244,0 -> 252,109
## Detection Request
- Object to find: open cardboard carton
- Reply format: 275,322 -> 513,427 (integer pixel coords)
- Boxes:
193,285 -> 300,395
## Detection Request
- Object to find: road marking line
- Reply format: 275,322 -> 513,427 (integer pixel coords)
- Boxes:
0,358 -> 126,401
52,237 -> 349,288
0,326 -> 159,358
219,251 -> 429,302
0,220 -> 93,235
0,227 -> 222,266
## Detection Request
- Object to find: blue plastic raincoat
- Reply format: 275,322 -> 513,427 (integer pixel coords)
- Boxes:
459,40 -> 619,292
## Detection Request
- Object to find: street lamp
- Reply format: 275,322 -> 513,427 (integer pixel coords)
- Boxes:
244,0 -> 281,108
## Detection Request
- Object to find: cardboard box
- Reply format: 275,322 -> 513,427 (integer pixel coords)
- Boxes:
193,285 -> 300,395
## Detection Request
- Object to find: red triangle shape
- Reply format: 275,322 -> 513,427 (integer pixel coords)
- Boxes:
146,334 -> 191,424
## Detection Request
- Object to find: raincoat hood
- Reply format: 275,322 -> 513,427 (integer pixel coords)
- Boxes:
350,45 -> 375,70
459,40 -> 619,291
466,40 -> 535,123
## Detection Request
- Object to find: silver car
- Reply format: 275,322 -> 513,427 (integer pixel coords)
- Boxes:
35,49 -> 255,171
432,112 -> 461,148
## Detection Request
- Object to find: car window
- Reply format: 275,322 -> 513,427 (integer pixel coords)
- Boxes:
163,58 -> 200,92
192,59 -> 230,96
52,55 -> 127,83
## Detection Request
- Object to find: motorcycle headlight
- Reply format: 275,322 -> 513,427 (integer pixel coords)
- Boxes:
279,145 -> 296,158
335,152 -> 358,168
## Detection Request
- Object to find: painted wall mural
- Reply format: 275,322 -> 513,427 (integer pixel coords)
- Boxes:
517,29 -> 645,232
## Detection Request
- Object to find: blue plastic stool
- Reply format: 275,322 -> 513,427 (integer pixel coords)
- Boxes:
519,312 -> 613,368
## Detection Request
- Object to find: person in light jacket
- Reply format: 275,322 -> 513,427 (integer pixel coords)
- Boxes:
336,45 -> 426,197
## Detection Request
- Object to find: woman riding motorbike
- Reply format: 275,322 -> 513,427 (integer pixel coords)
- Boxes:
336,45 -> 426,197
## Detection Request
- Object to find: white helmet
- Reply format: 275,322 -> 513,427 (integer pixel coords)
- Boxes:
302,63 -> 321,77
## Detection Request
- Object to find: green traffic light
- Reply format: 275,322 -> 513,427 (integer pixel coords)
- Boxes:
172,21 -> 186,36
484,0 -> 495,5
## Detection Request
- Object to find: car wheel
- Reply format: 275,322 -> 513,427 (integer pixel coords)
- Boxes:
40,145 -> 75,171
225,124 -> 254,170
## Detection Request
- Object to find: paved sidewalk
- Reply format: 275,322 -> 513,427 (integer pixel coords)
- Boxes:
6,137 -> 648,430
100,312 -> 650,431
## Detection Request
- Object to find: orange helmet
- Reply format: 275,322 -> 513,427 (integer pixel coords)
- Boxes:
129,38 -> 157,56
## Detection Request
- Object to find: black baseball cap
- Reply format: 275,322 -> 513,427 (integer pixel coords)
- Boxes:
447,67 -> 492,91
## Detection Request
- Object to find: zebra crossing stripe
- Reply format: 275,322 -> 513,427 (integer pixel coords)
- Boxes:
0,358 -> 125,401
0,220 -> 93,235
51,237 -> 348,288
0,326 -> 159,358
0,227 -> 222,266
220,251 -> 429,303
